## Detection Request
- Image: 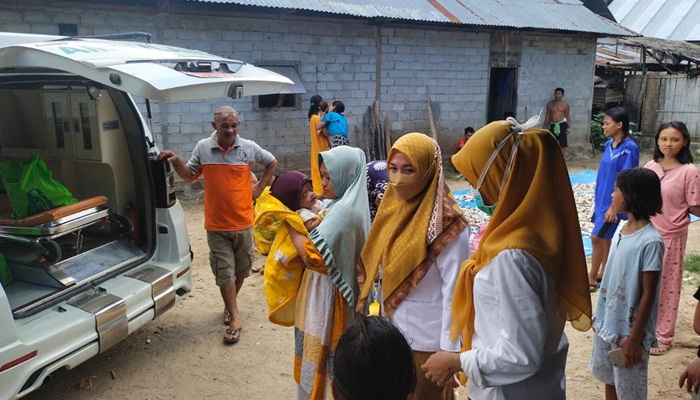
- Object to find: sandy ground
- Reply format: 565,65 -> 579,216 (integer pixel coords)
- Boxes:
25,157 -> 700,400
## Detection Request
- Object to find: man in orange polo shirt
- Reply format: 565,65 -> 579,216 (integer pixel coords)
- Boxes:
159,106 -> 277,344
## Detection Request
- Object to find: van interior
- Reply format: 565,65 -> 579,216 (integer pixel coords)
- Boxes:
0,76 -> 165,318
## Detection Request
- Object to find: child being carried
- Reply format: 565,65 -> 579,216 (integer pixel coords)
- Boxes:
296,193 -> 327,231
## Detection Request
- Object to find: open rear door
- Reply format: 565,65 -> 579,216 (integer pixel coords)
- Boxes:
0,37 -> 294,101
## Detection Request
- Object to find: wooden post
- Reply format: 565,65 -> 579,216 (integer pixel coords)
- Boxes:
383,115 -> 391,158
427,86 -> 438,141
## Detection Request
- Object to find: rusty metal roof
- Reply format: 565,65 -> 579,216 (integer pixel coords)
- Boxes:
596,36 -> 700,70
186,0 -> 633,36
597,38 -> 641,67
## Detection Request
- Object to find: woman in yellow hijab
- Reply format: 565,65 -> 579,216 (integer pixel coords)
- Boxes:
422,118 -> 592,399
357,132 -> 470,400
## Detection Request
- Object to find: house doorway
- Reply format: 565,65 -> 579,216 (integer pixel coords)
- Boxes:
488,67 -> 518,122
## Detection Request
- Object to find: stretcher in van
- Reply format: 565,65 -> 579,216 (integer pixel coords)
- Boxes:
0,196 -> 111,258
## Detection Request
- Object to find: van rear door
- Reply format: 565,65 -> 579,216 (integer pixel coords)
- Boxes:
0,38 -> 294,100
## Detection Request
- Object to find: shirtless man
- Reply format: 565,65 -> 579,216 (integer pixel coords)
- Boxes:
543,87 -> 572,156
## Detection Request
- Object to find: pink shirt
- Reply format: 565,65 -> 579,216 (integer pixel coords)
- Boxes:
645,161 -> 700,238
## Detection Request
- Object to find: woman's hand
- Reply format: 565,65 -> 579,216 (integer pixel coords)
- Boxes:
421,351 -> 461,387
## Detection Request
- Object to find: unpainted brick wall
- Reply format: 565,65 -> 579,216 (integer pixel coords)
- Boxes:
1,5 -> 598,172
518,34 -> 597,145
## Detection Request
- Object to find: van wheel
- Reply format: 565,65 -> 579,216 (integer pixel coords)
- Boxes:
37,237 -> 61,263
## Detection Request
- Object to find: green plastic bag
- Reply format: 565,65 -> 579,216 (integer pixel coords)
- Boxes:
0,253 -> 11,286
0,155 -> 77,219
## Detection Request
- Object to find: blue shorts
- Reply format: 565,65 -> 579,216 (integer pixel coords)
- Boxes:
591,216 -> 619,240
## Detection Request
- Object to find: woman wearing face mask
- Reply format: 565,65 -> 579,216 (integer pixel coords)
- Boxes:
357,132 -> 470,400
422,119 -> 592,399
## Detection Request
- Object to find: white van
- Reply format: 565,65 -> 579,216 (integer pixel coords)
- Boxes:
0,32 -> 292,400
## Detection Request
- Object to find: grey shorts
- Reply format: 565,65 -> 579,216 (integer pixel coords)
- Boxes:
206,228 -> 254,287
589,333 -> 648,399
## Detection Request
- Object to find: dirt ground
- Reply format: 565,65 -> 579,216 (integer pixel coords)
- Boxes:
26,156 -> 700,400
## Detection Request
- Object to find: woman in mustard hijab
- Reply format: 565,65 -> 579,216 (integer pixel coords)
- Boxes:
422,118 -> 592,399
357,133 -> 470,400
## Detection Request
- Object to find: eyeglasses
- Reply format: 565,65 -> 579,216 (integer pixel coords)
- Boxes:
215,111 -> 238,117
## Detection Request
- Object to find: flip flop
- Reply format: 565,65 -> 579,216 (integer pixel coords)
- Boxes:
223,327 -> 242,344
650,344 -> 671,356
589,278 -> 602,293
223,311 -> 231,326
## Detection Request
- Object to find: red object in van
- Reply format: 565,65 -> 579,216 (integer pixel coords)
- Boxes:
124,203 -> 141,246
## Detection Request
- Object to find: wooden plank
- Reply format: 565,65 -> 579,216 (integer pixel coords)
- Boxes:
625,76 -> 641,107
426,86 -> 438,141
642,75 -> 660,135
383,115 -> 391,159
690,79 -> 700,135
647,75 -> 700,137
671,76 -> 681,122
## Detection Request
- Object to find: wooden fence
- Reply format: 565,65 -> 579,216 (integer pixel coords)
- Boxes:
626,74 -> 700,149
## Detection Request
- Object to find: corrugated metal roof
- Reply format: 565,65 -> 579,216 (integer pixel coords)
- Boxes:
609,0 -> 700,41
597,38 -> 641,66
596,36 -> 700,68
187,0 -> 633,36
626,36 -> 700,60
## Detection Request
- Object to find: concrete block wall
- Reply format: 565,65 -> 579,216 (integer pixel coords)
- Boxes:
0,6 -> 376,172
150,15 -> 380,172
518,33 -> 597,146
379,28 -> 490,153
1,3 -> 601,170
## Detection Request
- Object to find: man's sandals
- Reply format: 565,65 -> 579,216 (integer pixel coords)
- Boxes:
224,327 -> 242,344
223,311 -> 241,344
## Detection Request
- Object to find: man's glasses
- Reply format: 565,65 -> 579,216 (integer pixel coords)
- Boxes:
215,111 -> 238,117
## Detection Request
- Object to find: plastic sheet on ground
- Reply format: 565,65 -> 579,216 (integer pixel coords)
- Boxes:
453,169 -> 698,257
453,170 -> 597,258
